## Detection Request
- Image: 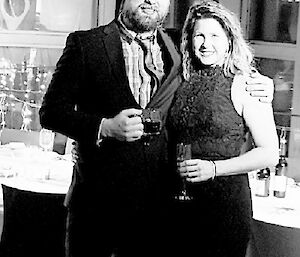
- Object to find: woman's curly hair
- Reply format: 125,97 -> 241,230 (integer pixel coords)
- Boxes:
181,0 -> 255,81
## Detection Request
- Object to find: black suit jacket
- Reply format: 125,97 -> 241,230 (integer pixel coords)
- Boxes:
39,20 -> 182,215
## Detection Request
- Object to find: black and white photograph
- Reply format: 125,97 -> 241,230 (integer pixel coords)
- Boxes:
0,1 -> 299,257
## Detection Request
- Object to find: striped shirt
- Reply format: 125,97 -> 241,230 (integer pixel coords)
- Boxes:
117,18 -> 165,108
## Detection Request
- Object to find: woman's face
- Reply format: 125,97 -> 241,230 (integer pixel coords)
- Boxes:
122,0 -> 170,32
192,18 -> 230,67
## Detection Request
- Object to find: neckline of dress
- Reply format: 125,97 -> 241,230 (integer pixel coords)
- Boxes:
194,65 -> 223,77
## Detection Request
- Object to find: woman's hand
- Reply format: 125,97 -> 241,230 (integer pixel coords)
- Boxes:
177,159 -> 215,182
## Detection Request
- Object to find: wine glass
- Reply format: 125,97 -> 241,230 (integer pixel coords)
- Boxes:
39,128 -> 54,152
39,128 -> 54,180
142,108 -> 162,136
174,143 -> 193,201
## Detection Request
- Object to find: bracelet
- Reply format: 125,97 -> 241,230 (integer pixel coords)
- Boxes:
209,160 -> 217,180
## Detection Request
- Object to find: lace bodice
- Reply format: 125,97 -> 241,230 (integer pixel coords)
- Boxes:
168,66 -> 247,160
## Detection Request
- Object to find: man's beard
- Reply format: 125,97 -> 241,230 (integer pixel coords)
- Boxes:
123,7 -> 167,32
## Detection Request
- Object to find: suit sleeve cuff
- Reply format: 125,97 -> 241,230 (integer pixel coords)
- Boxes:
96,118 -> 107,147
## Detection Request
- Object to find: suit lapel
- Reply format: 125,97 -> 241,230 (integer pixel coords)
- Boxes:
103,22 -> 128,86
100,22 -> 181,109
148,28 -> 181,108
102,22 -> 137,104
103,21 -> 138,106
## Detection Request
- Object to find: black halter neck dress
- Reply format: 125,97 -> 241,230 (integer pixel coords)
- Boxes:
168,66 -> 252,257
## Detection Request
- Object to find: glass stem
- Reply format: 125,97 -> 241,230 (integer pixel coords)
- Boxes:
182,179 -> 187,195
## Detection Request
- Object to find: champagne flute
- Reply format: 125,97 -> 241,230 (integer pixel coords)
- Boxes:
174,143 -> 193,201
39,128 -> 54,180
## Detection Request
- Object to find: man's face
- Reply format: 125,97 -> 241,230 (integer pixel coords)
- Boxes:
121,0 -> 170,32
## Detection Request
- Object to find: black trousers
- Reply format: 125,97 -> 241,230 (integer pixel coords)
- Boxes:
65,199 -> 173,257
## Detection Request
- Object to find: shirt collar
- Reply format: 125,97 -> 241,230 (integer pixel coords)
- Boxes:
117,15 -> 157,45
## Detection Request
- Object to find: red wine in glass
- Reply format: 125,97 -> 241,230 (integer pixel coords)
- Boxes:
142,108 -> 162,136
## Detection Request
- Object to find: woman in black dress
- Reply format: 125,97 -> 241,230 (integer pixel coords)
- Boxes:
168,1 -> 279,256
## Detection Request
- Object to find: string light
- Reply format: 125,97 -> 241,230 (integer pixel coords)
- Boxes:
0,56 -> 53,132
0,93 -> 7,131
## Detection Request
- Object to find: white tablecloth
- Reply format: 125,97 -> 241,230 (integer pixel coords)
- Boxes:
1,144 -> 299,229
250,172 -> 300,229
0,143 -> 73,208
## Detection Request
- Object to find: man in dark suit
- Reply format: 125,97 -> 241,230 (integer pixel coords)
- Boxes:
39,0 -> 274,256
40,1 -> 180,256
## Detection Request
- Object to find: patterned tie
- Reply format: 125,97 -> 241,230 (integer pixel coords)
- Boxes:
135,35 -> 153,108
135,34 -> 164,108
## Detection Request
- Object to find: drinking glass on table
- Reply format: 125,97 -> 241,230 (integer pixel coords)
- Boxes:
174,143 -> 193,201
39,129 -> 55,179
39,128 -> 54,152
142,108 -> 162,136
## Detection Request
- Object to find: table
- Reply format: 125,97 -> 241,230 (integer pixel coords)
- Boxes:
249,220 -> 300,257
1,144 -> 299,257
248,174 -> 300,257
0,184 -> 67,257
0,144 -> 73,257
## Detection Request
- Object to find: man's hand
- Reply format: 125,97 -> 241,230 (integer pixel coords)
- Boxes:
102,108 -> 143,142
246,72 -> 274,103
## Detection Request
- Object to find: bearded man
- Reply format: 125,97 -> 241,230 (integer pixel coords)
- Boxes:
40,1 -> 181,256
39,0 -> 275,256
